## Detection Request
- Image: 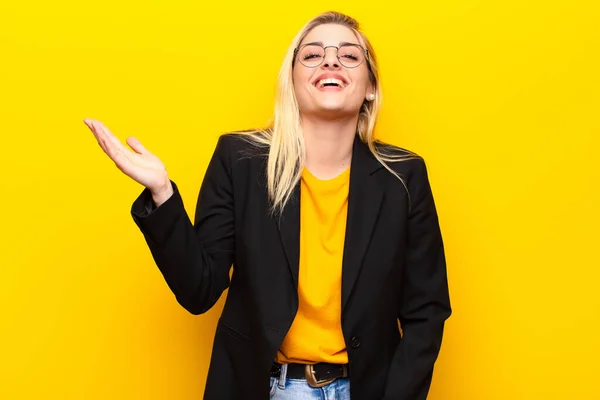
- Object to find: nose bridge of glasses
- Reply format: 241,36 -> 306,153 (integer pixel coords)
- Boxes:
323,45 -> 341,64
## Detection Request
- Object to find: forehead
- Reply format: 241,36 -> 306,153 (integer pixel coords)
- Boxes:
300,23 -> 361,47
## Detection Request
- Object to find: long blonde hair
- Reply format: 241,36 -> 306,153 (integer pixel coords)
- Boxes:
242,11 -> 414,215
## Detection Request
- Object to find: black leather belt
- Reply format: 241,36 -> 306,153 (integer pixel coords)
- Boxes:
271,362 -> 349,388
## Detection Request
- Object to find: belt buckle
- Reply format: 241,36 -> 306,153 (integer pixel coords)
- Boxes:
304,364 -> 336,388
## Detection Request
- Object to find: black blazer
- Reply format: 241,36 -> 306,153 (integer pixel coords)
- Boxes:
131,133 -> 451,400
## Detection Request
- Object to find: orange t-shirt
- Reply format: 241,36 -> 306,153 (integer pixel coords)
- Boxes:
276,167 -> 350,364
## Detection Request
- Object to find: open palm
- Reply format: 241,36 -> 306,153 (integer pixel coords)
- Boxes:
84,118 -> 171,195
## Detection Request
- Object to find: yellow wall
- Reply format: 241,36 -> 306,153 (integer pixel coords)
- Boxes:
1,0 -> 598,398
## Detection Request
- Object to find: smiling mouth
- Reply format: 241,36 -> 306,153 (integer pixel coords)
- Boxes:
314,78 -> 347,89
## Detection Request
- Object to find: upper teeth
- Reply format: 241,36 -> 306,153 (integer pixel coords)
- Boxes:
317,78 -> 345,88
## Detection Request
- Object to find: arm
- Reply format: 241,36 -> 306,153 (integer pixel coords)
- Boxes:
130,135 -> 235,315
383,158 -> 452,399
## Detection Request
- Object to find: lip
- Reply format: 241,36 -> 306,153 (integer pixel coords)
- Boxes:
312,73 -> 349,88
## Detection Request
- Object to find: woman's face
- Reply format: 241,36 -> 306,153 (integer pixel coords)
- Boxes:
293,23 -> 374,120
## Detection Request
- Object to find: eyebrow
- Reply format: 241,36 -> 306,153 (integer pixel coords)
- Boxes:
302,41 -> 360,47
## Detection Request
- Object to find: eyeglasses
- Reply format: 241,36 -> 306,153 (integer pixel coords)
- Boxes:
294,43 -> 368,69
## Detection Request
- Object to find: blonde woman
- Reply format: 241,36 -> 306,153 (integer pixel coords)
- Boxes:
85,10 -> 451,400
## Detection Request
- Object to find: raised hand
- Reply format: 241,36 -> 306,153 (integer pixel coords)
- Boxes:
84,118 -> 173,206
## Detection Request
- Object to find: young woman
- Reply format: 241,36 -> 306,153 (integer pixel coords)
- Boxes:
85,11 -> 451,400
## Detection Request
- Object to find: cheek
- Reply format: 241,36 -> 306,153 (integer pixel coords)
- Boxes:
294,67 -> 310,83
292,69 -> 312,99
349,69 -> 371,93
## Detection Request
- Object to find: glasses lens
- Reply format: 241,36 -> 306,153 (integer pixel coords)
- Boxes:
338,45 -> 364,68
298,45 -> 325,67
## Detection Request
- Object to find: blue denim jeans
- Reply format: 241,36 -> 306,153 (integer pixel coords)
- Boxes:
269,364 -> 351,399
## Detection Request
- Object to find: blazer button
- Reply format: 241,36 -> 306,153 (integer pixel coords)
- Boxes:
351,336 -> 361,348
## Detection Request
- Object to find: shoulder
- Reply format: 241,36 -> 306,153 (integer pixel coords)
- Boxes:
373,139 -> 419,158
370,140 -> 438,211
213,130 -> 271,161
371,139 -> 428,179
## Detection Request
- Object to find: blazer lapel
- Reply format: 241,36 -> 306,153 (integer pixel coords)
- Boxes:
342,136 -> 384,311
275,136 -> 384,302
276,181 -> 301,289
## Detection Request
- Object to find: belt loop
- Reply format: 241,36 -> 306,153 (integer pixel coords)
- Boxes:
278,363 -> 287,389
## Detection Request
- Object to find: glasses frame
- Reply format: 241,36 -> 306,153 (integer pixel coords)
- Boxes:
293,43 -> 369,69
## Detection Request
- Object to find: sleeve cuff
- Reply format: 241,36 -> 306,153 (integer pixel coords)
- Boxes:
130,181 -> 186,244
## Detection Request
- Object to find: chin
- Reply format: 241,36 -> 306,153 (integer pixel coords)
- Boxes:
313,106 -> 357,120
297,96 -> 361,119
315,98 -> 351,111
319,99 -> 363,115
318,103 -> 346,112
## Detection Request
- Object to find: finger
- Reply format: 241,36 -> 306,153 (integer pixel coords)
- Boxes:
126,136 -> 148,156
83,118 -> 93,129
92,120 -> 131,156
91,124 -> 115,156
84,119 -> 111,149
109,146 -> 131,171
87,121 -> 110,153
85,119 -> 125,162
84,118 -> 102,142
94,120 -> 119,143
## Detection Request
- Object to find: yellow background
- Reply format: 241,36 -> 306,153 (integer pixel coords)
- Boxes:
1,0 -> 599,398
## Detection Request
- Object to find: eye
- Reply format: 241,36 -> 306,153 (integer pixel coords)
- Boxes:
303,52 -> 322,60
338,46 -> 363,62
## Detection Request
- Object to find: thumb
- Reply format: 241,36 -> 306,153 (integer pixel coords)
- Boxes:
126,136 -> 148,155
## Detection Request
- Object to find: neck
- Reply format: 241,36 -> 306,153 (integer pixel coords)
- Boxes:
301,114 -> 357,179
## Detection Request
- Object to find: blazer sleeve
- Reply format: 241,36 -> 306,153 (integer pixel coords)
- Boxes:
130,135 -> 235,315
382,157 -> 452,399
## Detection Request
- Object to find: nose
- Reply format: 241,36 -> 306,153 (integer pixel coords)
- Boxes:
322,46 -> 340,69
